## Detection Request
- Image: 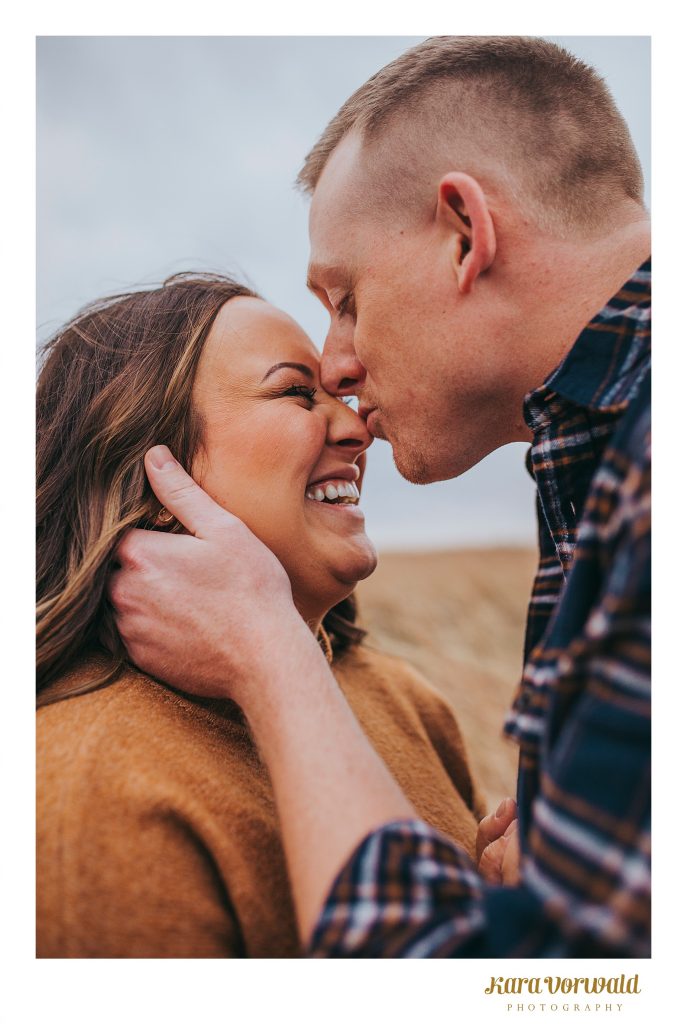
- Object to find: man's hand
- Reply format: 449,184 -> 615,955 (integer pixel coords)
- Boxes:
108,446 -> 307,701
108,449 -> 417,944
477,797 -> 520,886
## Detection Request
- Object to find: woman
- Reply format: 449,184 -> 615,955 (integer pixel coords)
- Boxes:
37,273 -> 485,958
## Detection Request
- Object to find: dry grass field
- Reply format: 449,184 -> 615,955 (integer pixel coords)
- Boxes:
355,546 -> 539,811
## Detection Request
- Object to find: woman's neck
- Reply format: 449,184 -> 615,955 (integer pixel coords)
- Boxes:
300,615 -> 322,637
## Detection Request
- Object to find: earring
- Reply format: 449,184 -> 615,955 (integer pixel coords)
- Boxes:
156,507 -> 175,526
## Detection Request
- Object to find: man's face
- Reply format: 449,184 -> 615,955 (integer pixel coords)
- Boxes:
308,134 -> 529,483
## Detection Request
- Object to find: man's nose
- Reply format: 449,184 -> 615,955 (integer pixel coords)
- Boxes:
320,320 -> 366,397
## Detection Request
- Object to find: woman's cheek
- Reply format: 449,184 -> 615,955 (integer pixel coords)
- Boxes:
261,408 -> 326,474
196,406 -> 326,519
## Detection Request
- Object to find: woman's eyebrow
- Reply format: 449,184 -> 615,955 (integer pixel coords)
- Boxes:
260,362 -> 315,383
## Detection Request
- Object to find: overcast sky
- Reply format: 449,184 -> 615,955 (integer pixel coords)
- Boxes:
36,35 -> 650,550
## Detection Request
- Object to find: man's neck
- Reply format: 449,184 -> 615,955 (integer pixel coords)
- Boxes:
518,212 -> 651,394
566,215 -> 650,319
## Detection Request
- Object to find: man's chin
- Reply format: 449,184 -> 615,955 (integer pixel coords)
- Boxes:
393,448 -> 436,483
391,444 -> 446,485
392,437 -> 484,484
373,423 -> 436,484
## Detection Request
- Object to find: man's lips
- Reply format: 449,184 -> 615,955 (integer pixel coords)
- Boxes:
360,406 -> 386,439
359,404 -> 378,431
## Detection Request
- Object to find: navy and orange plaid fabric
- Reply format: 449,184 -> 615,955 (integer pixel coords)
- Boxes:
309,260 -> 651,958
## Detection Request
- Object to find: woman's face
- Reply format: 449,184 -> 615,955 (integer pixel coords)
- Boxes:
191,297 -> 378,625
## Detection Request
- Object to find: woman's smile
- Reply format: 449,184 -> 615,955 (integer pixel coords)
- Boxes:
305,482 -> 366,524
306,480 -> 360,504
305,463 -> 361,509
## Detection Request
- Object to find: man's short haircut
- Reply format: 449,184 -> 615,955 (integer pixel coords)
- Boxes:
297,36 -> 644,235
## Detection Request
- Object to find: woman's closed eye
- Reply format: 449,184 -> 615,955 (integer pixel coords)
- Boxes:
270,383 -> 354,409
278,383 -> 317,405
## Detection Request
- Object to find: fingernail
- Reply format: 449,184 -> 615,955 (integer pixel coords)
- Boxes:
495,798 -> 511,819
148,445 -> 176,470
505,820 -> 518,837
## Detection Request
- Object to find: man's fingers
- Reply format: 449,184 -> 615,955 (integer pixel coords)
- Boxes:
113,524 -> 195,571
476,797 -> 517,861
106,564 -> 122,604
501,823 -> 520,886
144,446 -> 231,538
478,835 -> 509,884
478,823 -> 521,886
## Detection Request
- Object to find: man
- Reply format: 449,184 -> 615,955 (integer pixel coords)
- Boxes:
110,36 -> 650,956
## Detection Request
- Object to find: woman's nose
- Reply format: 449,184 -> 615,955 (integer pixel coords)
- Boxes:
324,395 -> 372,454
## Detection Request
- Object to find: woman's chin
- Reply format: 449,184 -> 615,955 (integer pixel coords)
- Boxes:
350,549 -> 378,583
334,536 -> 378,584
303,521 -> 378,581
295,544 -> 378,615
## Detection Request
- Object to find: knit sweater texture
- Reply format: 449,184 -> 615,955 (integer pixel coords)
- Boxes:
37,643 -> 485,957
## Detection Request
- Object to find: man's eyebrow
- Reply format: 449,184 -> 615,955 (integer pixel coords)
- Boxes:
306,263 -> 349,292
306,265 -> 326,292
260,362 -> 315,383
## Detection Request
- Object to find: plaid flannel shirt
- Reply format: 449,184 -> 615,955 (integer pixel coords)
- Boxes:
309,259 -> 651,958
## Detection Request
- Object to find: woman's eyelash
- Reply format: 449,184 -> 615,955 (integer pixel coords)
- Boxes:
281,384 -> 317,403
276,384 -> 353,407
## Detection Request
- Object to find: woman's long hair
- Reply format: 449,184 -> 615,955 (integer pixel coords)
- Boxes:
37,273 -> 363,705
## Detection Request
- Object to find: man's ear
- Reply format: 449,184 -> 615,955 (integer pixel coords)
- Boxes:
436,172 -> 496,294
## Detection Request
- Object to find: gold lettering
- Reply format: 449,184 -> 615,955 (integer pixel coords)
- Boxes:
483,974 -> 640,1001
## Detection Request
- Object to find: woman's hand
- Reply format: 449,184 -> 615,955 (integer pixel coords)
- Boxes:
108,446 -> 312,704
477,797 -> 520,886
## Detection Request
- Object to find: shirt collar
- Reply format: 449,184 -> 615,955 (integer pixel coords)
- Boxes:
524,258 -> 651,429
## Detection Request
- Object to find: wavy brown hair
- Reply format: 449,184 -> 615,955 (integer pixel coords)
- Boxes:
37,273 -> 364,705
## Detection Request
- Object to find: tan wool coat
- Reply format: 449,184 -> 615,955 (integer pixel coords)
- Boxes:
37,643 -> 485,958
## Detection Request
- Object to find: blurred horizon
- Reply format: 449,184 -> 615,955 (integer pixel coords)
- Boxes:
37,35 -> 650,550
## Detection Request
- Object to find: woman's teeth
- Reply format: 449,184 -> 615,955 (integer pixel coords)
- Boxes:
305,480 -> 360,504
